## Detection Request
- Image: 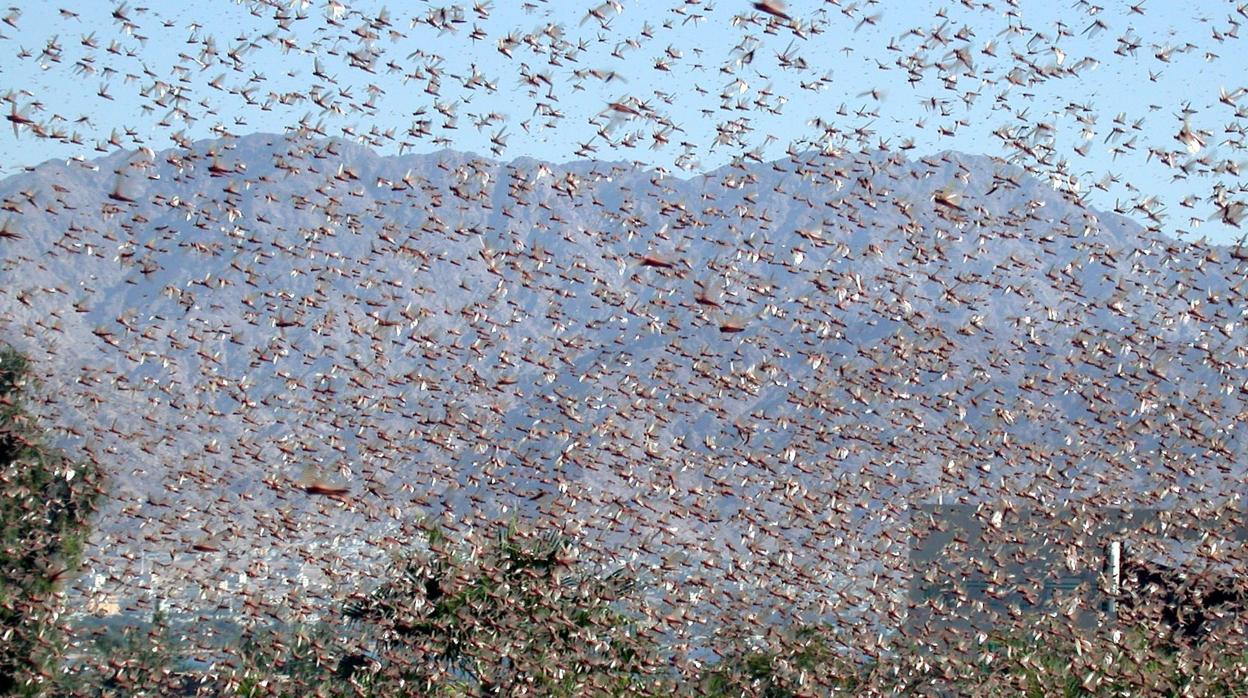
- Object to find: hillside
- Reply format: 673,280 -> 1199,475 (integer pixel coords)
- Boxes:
1,133 -> 1244,635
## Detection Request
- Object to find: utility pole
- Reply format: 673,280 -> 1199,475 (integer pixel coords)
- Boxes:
1104,539 -> 1121,616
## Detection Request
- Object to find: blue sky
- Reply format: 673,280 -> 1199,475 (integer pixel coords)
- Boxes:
1,0 -> 1245,242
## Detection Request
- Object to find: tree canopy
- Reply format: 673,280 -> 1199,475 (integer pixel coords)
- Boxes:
0,345 -> 104,696
334,524 -> 666,696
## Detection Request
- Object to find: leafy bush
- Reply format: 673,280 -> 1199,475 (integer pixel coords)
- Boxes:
0,345 -> 105,696
337,523 -> 667,696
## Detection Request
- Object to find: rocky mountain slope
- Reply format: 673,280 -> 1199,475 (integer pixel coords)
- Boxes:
1,133 -> 1244,636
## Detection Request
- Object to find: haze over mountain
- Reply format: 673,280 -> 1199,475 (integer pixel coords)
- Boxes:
1,132 -> 1245,636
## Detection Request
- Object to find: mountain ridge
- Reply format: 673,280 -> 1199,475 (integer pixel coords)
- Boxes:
0,131 -> 1243,632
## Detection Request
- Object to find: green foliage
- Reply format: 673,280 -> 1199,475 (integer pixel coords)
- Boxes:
337,522 -> 666,696
693,625 -> 865,697
0,345 -> 105,696
56,513 -> 1248,697
59,611 -> 184,697
848,619 -> 1248,697
227,622 -> 347,698
963,622 -> 1248,697
684,616 -> 1248,697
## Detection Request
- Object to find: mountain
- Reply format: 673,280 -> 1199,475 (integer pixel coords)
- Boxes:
1,132 -> 1244,637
